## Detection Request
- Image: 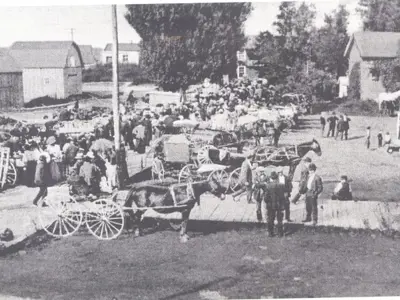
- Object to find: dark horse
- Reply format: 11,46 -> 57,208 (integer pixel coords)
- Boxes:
124,177 -> 226,243
252,139 -> 322,222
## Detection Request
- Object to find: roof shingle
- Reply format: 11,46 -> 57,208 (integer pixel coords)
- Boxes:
9,41 -> 83,68
104,43 -> 140,52
345,31 -> 400,59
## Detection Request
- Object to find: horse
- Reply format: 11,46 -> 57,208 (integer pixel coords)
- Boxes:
123,176 -> 226,243
377,91 -> 400,114
252,139 -> 322,222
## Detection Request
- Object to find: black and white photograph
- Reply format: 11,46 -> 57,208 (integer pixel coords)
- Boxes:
0,0 -> 400,299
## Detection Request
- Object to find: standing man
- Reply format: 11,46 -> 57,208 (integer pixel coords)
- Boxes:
303,163 -> 323,225
232,157 -> 255,203
343,114 -> 351,140
291,157 -> 312,204
327,112 -> 338,138
276,166 -> 293,222
336,115 -> 345,140
264,171 -> 286,237
320,113 -> 326,137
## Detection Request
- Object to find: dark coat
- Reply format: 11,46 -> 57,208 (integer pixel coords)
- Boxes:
305,174 -> 323,197
264,181 -> 286,211
34,160 -> 49,186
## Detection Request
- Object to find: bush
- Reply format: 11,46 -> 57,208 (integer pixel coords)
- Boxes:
83,63 -> 151,85
348,62 -> 360,101
24,93 -> 92,108
337,99 -> 379,116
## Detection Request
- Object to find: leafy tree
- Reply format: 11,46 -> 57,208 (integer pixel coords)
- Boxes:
374,44 -> 400,92
125,3 -> 252,92
311,5 -> 349,77
358,0 -> 400,31
348,62 -> 361,100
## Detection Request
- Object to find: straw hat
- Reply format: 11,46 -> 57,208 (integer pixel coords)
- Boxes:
85,151 -> 94,159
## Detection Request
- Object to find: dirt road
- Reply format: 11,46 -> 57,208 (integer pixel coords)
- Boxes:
0,227 -> 400,299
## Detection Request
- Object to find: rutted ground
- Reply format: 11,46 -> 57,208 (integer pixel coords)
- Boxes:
1,228 -> 400,299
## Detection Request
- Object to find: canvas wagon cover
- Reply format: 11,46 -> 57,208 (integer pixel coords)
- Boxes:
164,134 -> 190,163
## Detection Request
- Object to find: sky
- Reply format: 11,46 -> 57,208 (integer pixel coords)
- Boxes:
0,0 -> 362,48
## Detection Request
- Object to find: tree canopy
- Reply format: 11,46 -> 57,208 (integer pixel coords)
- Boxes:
125,3 -> 252,92
358,0 -> 400,32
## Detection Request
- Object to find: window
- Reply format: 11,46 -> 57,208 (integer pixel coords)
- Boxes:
44,78 -> 49,84
106,56 -> 112,64
370,68 -> 380,81
238,66 -> 245,78
237,50 -> 246,61
69,56 -> 76,67
122,55 -> 129,63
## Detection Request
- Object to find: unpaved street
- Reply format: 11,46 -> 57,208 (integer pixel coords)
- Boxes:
1,227 -> 400,300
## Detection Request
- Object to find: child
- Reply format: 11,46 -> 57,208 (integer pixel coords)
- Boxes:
377,130 -> 383,148
331,175 -> 353,200
366,126 -> 371,149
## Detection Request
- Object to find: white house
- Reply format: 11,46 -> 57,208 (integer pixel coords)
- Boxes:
102,43 -> 140,65
236,36 -> 259,80
8,41 -> 84,102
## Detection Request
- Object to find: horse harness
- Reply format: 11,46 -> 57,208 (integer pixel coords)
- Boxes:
168,182 -> 196,207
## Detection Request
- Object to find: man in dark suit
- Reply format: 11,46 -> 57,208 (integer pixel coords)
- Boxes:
276,166 -> 293,222
264,171 -> 286,237
303,163 -> 323,225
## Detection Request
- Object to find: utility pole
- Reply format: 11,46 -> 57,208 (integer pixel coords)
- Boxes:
111,5 -> 125,188
70,28 -> 75,41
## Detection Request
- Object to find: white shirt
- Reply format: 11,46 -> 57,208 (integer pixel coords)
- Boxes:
278,174 -> 285,185
334,182 -> 352,194
307,173 -> 316,190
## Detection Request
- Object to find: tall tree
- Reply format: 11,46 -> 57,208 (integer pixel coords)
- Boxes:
125,3 -> 252,92
311,5 -> 349,77
358,0 -> 400,31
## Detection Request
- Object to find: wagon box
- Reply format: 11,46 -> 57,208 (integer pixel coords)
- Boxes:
163,134 -> 191,163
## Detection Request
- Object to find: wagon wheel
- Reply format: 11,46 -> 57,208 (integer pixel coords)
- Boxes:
197,145 -> 215,165
85,199 -> 125,240
229,167 -> 242,194
38,195 -> 83,238
151,158 -> 165,181
178,164 -> 197,183
3,162 -> 17,186
208,169 -> 229,192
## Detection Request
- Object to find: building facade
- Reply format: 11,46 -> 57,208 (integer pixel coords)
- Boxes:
344,32 -> 400,100
0,52 -> 23,109
9,41 -> 84,102
102,43 -> 140,65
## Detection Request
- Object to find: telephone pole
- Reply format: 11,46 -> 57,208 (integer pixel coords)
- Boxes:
70,28 -> 75,41
111,5 -> 125,188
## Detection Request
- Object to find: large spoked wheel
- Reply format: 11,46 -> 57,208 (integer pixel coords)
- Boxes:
229,167 -> 242,193
151,158 -> 165,181
38,195 -> 83,238
178,164 -> 197,183
5,162 -> 17,186
86,200 -> 125,240
197,145 -> 215,165
208,169 -> 229,193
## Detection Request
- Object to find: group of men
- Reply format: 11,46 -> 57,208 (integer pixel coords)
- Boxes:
320,112 -> 351,140
233,156 -> 324,237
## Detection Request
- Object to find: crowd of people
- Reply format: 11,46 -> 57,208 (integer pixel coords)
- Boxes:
320,111 -> 351,140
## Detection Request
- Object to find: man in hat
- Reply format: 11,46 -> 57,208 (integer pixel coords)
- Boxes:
303,163 -> 323,225
79,151 -> 101,197
276,166 -> 293,222
292,157 -> 312,204
327,112 -> 338,138
264,171 -> 286,237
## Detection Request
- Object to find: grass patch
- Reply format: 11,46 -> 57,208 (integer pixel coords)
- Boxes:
337,99 -> 380,116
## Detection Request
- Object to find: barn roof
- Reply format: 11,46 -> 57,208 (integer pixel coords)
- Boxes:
104,43 -> 140,52
344,31 -> 400,59
78,45 -> 96,65
0,51 -> 21,73
9,41 -> 84,68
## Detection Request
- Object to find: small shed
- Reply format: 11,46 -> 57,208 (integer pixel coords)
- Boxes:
9,41 -> 84,103
0,51 -> 23,109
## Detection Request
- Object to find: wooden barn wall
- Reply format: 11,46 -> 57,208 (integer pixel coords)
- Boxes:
23,68 -> 65,103
0,73 -> 23,109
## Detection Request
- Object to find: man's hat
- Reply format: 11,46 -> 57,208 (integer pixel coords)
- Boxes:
303,157 -> 312,162
270,171 -> 278,180
308,163 -> 317,171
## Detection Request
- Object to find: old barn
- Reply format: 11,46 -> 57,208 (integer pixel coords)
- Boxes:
0,50 -> 23,109
9,41 -> 84,103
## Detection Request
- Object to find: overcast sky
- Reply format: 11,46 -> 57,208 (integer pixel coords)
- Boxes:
0,0 -> 362,48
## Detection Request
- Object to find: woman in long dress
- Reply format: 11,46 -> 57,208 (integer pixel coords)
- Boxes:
46,137 -> 63,183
